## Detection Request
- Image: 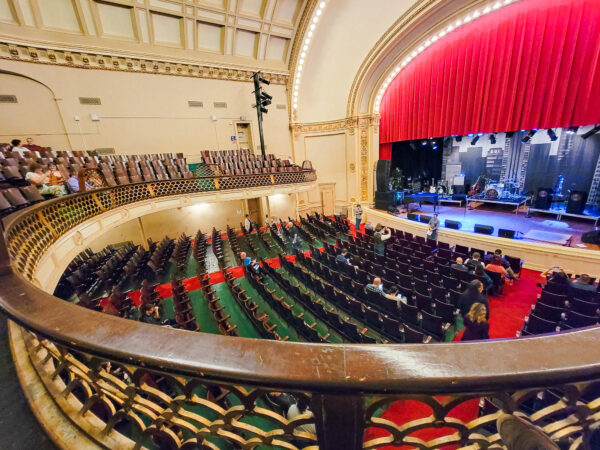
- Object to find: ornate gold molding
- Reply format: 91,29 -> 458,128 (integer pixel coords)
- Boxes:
290,115 -> 379,139
0,41 -> 289,85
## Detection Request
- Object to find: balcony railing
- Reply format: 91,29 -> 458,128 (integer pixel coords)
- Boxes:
1,171 -> 600,450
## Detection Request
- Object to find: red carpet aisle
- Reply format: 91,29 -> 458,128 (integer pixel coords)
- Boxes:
364,268 -> 542,448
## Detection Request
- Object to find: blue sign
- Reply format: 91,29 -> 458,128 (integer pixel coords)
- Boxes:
231,135 -> 237,141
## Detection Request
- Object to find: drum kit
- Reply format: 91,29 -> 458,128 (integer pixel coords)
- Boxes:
483,178 -> 521,200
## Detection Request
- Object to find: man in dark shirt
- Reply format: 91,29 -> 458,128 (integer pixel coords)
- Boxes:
336,248 -> 351,265
451,257 -> 469,272
458,280 -> 488,317
465,252 -> 485,272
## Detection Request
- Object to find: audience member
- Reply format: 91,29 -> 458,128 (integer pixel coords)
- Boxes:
458,280 -> 488,317
287,222 -> 303,252
140,304 -> 163,326
384,285 -> 407,305
484,249 -> 517,279
244,214 -> 253,232
266,392 -> 296,412
461,303 -> 489,341
287,397 -> 316,434
23,137 -> 43,152
26,163 -> 67,197
474,264 -> 494,291
336,248 -> 352,266
10,139 -> 27,157
46,162 -> 65,186
241,252 -> 260,274
364,222 -> 374,232
427,213 -> 440,241
486,256 -> 514,285
354,203 -> 363,230
451,257 -> 469,272
570,274 -> 596,294
373,224 -> 391,256
541,266 -> 570,285
465,252 -> 485,272
366,277 -> 383,293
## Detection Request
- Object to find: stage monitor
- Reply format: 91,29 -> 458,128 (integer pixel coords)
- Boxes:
474,224 -> 494,235
407,213 -> 419,221
445,219 -> 462,229
419,215 -> 432,224
535,188 -> 553,210
582,230 -> 600,245
498,228 -> 516,239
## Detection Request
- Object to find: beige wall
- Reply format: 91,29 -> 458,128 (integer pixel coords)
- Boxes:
0,60 -> 293,159
267,193 -> 297,222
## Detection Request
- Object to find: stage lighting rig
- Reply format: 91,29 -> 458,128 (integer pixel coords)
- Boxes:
252,72 -> 271,156
547,129 -> 558,141
566,126 -> 579,135
582,124 -> 600,139
521,130 -> 536,144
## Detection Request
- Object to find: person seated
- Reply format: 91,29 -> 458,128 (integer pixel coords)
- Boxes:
486,256 -> 513,285
23,137 -> 43,153
46,162 -> 65,186
458,280 -> 488,317
451,257 -> 469,272
287,397 -> 316,434
484,249 -> 517,279
140,304 -> 163,326
240,251 -> 260,274
570,273 -> 596,293
9,139 -> 27,157
465,252 -> 485,272
461,302 -> 489,341
266,392 -> 296,412
425,249 -> 439,262
474,264 -> 494,291
384,285 -> 407,305
366,277 -> 384,293
26,163 -> 67,197
541,266 -> 570,284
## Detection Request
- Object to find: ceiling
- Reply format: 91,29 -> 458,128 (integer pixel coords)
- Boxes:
0,0 -> 307,72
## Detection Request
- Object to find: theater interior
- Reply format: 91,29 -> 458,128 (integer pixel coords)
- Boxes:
1,0 -> 600,449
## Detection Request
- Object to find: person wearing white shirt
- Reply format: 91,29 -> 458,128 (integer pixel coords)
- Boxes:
244,214 -> 253,233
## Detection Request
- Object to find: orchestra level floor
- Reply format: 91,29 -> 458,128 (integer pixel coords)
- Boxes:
385,202 -> 600,251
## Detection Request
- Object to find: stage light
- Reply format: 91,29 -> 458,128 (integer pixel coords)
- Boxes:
477,132 -> 484,137
471,136 -> 480,145
421,141 -> 428,146
432,145 -> 438,150
547,129 -> 558,141
566,126 -> 579,135
490,134 -> 497,144
467,133 -> 475,137
456,136 -> 463,142
582,125 -> 600,139
506,131 -> 515,138
522,135 -> 531,143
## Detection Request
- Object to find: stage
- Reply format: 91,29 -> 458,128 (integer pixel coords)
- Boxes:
385,202 -> 600,251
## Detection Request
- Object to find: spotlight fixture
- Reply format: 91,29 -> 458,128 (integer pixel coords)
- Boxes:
422,141 -> 428,146
582,125 -> 600,139
432,145 -> 438,150
477,132 -> 484,137
490,134 -> 497,145
506,131 -> 515,138
455,135 -> 463,142
547,128 -> 558,141
467,133 -> 475,137
471,136 -> 480,145
566,126 -> 579,135
521,130 -> 537,144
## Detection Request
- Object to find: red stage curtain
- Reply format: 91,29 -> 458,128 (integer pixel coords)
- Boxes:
379,143 -> 392,160
379,0 -> 600,144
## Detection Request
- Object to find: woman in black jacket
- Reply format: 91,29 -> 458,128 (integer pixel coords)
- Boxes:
462,303 -> 490,341
458,280 -> 488,317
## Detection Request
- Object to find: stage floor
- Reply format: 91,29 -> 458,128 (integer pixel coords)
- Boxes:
385,202 -> 600,251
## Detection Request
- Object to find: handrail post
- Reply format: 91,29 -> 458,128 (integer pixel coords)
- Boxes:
313,394 -> 364,450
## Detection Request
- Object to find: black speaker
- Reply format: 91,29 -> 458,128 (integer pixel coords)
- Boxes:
452,194 -> 467,201
535,188 -> 553,210
407,213 -> 419,221
419,215 -> 432,224
566,190 -> 588,215
445,219 -> 462,230
582,230 -> 600,244
498,228 -> 516,239
376,159 -> 392,192
375,190 -> 397,210
452,185 -> 466,194
474,224 -> 494,235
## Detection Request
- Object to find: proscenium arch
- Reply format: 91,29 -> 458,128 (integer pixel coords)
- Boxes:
346,0 -> 487,118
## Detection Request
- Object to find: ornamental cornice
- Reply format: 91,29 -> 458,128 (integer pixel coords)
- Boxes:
0,41 -> 289,85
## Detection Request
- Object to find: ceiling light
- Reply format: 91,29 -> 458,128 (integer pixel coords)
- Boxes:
320,1 -> 326,7
310,24 -> 315,31
308,31 -> 313,37
316,9 -> 322,16
484,6 -> 491,13
313,17 -> 319,23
